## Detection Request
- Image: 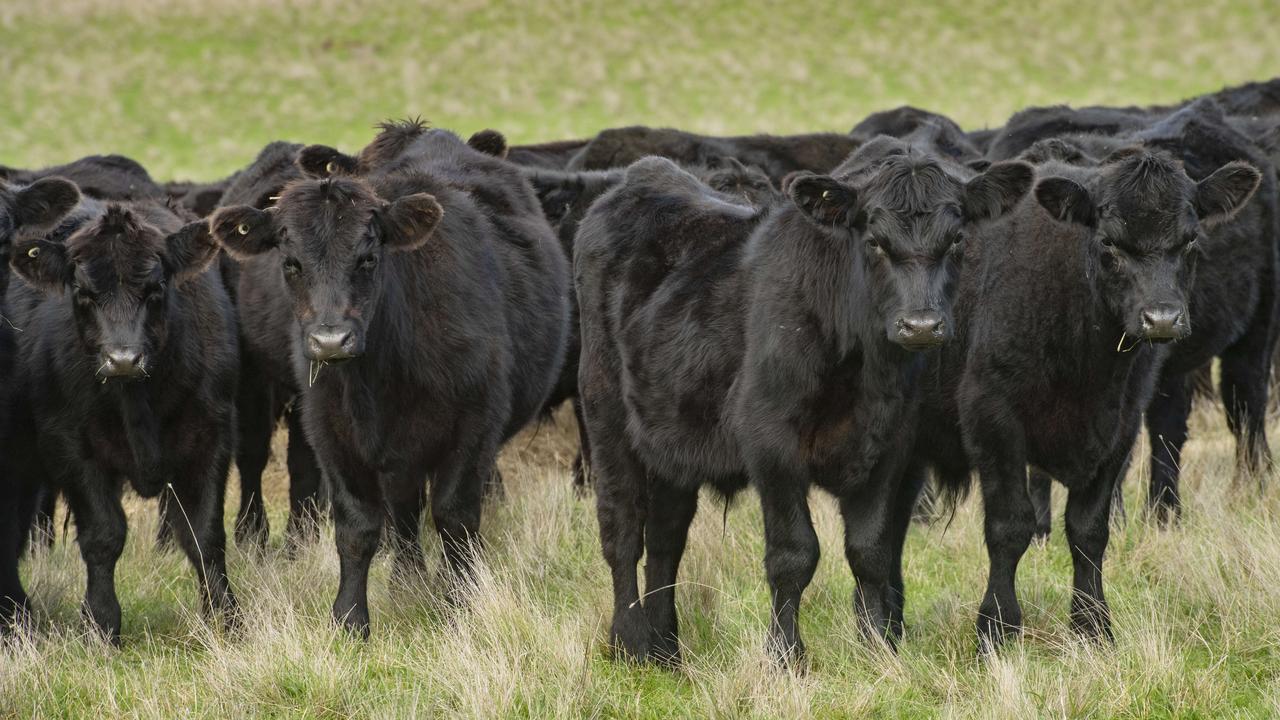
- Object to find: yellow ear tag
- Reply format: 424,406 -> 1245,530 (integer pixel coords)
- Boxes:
26,246 -> 40,258
325,160 -> 338,175
236,223 -> 250,236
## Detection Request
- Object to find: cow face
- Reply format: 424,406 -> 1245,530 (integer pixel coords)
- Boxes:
789,153 -> 1034,349
700,157 -> 782,208
11,204 -> 217,380
1035,148 -> 1260,343
210,177 -> 442,363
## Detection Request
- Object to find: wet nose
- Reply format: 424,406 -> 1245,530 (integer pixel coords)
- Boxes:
100,346 -> 145,378
1140,304 -> 1186,341
306,326 -> 357,361
895,312 -> 947,349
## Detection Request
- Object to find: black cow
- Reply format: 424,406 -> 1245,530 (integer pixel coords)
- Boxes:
524,158 -> 782,488
5,156 -> 176,549
566,126 -> 861,185
507,138 -> 591,170
576,137 -> 1033,664
1021,101 -> 1279,525
210,123 -> 569,637
162,178 -> 235,218
851,106 -> 984,163
0,177 -> 81,632
2,155 -> 164,203
986,105 -> 1155,162
909,146 -> 1260,651
212,140 -> 328,550
6,184 -> 241,644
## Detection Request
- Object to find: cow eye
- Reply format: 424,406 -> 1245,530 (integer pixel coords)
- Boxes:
357,254 -> 378,271
282,257 -> 302,277
1099,237 -> 1117,249
145,282 -> 165,302
866,236 -> 887,257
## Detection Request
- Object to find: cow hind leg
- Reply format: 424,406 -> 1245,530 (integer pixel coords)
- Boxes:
642,479 -> 697,665
1145,371 -> 1193,525
1219,337 -> 1274,488
383,473 -> 427,582
233,374 -> 274,550
581,395 -> 651,662
1028,468 -> 1053,542
886,459 -> 931,642
164,452 -> 238,629
427,421 -> 496,601
284,408 -> 324,551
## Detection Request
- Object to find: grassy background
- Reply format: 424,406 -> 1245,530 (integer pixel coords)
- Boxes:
4,0 -> 1280,717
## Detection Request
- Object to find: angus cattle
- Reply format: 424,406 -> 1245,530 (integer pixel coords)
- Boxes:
909,146 -> 1260,651
2,155 -> 164,203
966,127 -> 1000,155
507,138 -> 591,170
163,178 -> 235,218
986,105 -> 1155,162
1023,101 -> 1279,524
851,106 -> 984,163
566,126 -> 861,185
576,138 -> 1033,664
212,140 -> 327,549
5,156 -> 179,550
0,177 -> 79,632
5,182 -> 241,643
525,158 -> 782,488
210,122 -> 570,637
1146,77 -> 1280,119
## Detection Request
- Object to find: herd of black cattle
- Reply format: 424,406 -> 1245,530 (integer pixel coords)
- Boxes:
1,77 -> 1279,664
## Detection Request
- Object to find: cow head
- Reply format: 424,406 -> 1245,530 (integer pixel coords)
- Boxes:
1034,147 -> 1260,343
699,157 -> 782,208
789,151 -> 1034,349
210,176 -> 442,363
0,177 -> 81,252
10,203 -> 217,380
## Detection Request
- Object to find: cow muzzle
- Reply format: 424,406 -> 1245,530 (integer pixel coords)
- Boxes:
893,311 -> 948,350
305,324 -> 362,362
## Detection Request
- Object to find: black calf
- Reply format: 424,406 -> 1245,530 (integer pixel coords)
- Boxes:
6,180 -> 240,643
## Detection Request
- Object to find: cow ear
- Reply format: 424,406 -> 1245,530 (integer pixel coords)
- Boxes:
1035,177 -> 1097,227
779,170 -> 807,194
13,177 -> 80,228
467,129 -> 508,159
209,205 -> 280,260
1195,162 -> 1261,225
378,193 -> 443,252
164,220 -> 219,285
528,172 -> 586,224
963,161 -> 1033,221
789,174 -> 857,227
297,145 -> 359,179
9,237 -> 69,293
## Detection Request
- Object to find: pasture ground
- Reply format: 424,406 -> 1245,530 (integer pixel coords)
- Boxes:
3,0 -> 1280,717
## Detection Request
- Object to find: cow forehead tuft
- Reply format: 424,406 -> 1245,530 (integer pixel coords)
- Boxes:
863,155 -> 960,214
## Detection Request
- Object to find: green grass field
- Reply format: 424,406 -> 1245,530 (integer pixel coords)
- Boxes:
4,0 -> 1280,717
